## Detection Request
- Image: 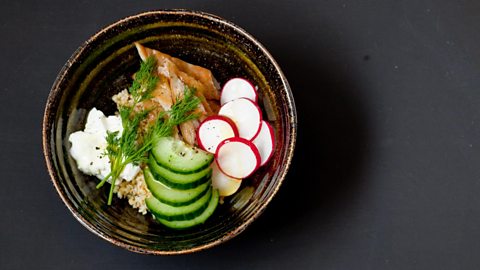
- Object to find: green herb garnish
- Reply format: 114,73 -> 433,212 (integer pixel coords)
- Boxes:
96,56 -> 201,205
128,56 -> 158,103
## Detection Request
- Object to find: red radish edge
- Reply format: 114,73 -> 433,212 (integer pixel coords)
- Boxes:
262,121 -> 275,165
249,108 -> 263,141
220,78 -> 258,104
241,98 -> 263,141
219,97 -> 263,141
255,121 -> 275,166
196,115 -> 239,153
249,99 -> 263,141
215,137 -> 261,179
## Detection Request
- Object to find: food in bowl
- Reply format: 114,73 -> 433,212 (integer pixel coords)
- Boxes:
68,43 -> 275,229
43,10 -> 296,254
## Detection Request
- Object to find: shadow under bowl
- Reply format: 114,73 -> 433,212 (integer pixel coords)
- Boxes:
42,10 -> 297,254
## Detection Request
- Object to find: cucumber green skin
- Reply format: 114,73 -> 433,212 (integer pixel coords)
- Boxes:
144,168 -> 210,206
148,155 -> 212,190
146,188 -> 212,221
152,137 -> 213,174
156,189 -> 219,230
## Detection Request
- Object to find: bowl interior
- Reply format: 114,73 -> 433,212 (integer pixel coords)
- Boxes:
44,10 -> 296,254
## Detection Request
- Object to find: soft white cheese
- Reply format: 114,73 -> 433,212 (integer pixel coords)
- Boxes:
69,108 -> 140,183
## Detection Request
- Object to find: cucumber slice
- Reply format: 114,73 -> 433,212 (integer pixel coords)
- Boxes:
144,168 -> 210,206
148,155 -> 212,189
152,137 -> 214,174
156,189 -> 219,229
146,188 -> 212,221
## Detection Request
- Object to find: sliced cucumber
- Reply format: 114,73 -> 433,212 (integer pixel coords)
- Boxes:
156,189 -> 219,229
148,155 -> 212,189
146,188 -> 212,221
152,137 -> 214,174
144,168 -> 210,206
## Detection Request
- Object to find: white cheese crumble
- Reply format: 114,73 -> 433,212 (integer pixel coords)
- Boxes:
69,108 -> 140,183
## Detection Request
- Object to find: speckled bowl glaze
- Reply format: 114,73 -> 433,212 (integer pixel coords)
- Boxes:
42,10 -> 296,254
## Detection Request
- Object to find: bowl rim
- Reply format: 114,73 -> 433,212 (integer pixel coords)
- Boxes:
42,9 -> 297,255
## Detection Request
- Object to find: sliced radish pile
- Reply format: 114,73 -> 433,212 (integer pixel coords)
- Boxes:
218,98 -> 261,141
197,116 -> 239,154
215,138 -> 260,179
211,162 -> 242,196
252,121 -> 275,166
195,77 -> 276,197
220,78 -> 258,105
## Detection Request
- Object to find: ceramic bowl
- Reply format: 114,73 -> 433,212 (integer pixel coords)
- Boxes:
42,10 -> 296,254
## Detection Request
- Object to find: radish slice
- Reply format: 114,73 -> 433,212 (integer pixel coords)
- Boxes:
252,121 -> 275,166
215,138 -> 261,178
220,78 -> 258,105
197,116 -> 239,154
218,98 -> 262,140
211,162 -> 242,196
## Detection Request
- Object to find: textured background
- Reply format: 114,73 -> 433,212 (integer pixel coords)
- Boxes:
2,0 -> 480,269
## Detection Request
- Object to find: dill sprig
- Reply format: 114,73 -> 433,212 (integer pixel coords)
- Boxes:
128,56 -> 158,103
96,56 -> 201,205
169,88 -> 201,126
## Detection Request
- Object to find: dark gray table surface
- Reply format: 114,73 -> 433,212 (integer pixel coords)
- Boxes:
2,0 -> 480,269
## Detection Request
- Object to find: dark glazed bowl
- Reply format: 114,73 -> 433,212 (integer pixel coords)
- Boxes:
42,10 -> 296,254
